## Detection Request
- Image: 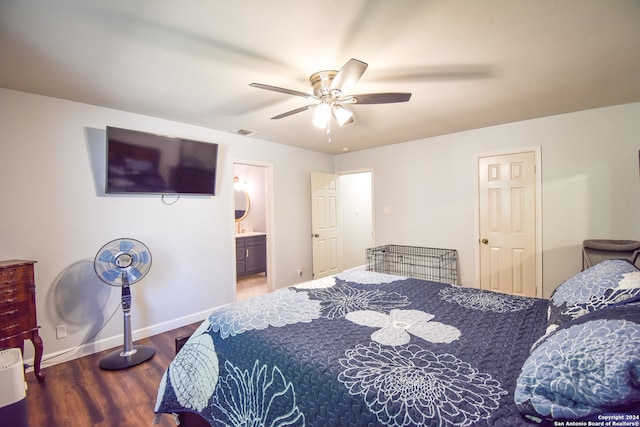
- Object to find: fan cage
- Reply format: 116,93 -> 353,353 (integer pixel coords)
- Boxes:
366,245 -> 458,285
94,238 -> 152,287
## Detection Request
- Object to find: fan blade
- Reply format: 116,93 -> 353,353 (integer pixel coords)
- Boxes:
330,58 -> 368,93
126,267 -> 143,282
120,240 -> 135,251
140,251 -> 150,264
271,104 -> 316,119
98,250 -> 115,263
366,65 -> 495,82
249,83 -> 316,99
345,92 -> 412,104
101,268 -> 121,283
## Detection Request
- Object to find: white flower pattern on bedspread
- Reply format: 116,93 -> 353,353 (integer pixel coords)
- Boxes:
308,284 -> 410,319
209,288 -> 321,338
339,343 -> 507,427
338,270 -> 406,284
346,309 -> 460,346
439,286 -> 535,312
213,360 -> 305,427
155,327 -> 219,412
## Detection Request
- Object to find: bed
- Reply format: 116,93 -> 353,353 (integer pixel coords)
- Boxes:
154,259 -> 640,426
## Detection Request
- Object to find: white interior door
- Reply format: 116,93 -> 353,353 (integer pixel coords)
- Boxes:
311,172 -> 342,279
478,151 -> 537,297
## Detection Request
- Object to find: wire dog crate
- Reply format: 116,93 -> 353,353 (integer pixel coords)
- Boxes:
366,245 -> 458,285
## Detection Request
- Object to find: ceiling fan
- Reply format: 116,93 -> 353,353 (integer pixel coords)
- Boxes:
250,58 -> 411,129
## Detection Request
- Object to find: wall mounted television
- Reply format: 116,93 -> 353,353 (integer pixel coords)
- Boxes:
106,126 -> 219,196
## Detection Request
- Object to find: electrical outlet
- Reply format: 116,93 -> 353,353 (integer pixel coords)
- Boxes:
56,324 -> 67,339
297,267 -> 303,277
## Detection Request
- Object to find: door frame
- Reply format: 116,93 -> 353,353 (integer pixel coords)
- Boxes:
232,160 -> 275,294
473,146 -> 543,297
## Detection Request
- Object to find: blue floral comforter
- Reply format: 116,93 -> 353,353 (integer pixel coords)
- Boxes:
155,271 -> 548,426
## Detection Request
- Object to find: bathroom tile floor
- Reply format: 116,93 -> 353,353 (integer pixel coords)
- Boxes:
236,273 -> 268,301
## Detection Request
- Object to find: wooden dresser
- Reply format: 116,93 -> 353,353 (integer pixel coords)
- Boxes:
0,260 -> 45,382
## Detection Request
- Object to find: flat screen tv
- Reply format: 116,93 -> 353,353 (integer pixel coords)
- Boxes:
106,126 -> 218,195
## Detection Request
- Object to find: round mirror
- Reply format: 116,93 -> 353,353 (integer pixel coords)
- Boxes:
234,189 -> 249,222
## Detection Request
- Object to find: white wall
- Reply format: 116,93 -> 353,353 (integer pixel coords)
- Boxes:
335,102 -> 640,298
0,89 -> 333,364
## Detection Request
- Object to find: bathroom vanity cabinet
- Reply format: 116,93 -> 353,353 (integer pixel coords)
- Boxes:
236,234 -> 267,277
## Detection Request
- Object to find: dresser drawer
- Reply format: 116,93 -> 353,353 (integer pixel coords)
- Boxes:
0,300 -> 31,338
0,264 -> 33,286
0,281 -> 30,304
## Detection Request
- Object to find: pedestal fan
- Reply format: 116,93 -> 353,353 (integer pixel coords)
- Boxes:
94,238 -> 155,370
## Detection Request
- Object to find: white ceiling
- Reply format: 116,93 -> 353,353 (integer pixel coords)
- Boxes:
1,0 -> 639,155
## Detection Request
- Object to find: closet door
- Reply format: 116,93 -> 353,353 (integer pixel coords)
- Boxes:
478,151 -> 537,297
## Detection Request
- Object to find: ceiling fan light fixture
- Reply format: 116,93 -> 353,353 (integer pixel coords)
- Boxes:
313,103 -> 331,128
333,105 -> 353,126
312,116 -> 328,128
250,58 -> 412,133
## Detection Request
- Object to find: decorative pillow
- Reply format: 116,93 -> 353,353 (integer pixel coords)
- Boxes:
515,302 -> 640,422
548,259 -> 640,329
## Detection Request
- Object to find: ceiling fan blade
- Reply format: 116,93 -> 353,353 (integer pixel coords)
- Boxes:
366,65 -> 495,82
330,58 -> 368,93
345,92 -> 412,104
250,83 -> 316,100
271,104 -> 316,119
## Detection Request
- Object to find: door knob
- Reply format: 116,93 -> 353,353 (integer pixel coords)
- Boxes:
481,238 -> 489,244
312,233 -> 320,238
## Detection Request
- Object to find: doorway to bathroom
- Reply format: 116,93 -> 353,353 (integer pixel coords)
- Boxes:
234,162 -> 272,301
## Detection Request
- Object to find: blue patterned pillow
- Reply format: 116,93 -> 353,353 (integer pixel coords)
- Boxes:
515,302 -> 640,422
548,259 -> 640,330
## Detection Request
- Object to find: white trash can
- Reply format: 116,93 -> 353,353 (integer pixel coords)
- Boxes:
0,348 -> 29,427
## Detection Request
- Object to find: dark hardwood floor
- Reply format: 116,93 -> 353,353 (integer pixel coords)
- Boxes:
24,322 -> 200,427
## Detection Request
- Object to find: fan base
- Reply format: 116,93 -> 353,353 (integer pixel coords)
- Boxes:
99,344 -> 156,370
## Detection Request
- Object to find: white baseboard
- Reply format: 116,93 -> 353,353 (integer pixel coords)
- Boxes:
28,308 -> 214,369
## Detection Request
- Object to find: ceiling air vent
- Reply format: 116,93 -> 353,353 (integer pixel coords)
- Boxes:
236,129 -> 257,136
